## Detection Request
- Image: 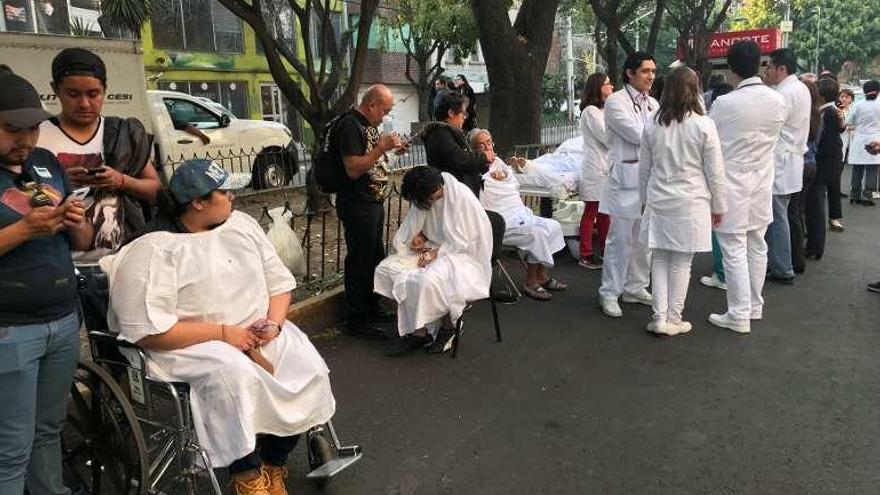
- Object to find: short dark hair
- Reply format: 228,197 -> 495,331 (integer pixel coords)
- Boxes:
839,88 -> 855,101
401,166 -> 445,210
434,91 -> 467,121
707,73 -> 726,89
0,64 -> 12,74
769,48 -> 797,75
817,78 -> 840,103
863,80 -> 880,100
622,51 -> 655,84
580,72 -> 608,111
727,41 -> 762,79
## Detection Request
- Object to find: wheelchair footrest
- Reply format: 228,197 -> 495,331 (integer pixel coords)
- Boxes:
305,447 -> 363,480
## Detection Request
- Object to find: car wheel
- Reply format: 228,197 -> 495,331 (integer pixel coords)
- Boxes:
252,148 -> 288,190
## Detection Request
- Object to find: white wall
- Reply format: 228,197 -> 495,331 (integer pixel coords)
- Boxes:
358,83 -> 420,136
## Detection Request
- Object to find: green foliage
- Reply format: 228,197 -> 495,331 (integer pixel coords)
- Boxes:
730,0 -> 880,76
541,73 -> 569,115
100,0 -> 153,33
380,0 -> 478,62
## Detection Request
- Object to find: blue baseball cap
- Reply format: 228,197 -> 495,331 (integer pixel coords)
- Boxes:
169,159 -> 251,204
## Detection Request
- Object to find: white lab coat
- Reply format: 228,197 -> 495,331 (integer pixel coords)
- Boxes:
710,77 -> 786,233
480,159 -> 565,266
101,211 -> 335,467
772,74 -> 811,195
845,99 -> 880,165
374,173 -> 492,336
579,105 -> 611,201
600,85 -> 658,218
638,114 -> 726,253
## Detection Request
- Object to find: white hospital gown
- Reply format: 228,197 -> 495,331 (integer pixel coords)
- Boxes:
374,173 -> 492,336
100,211 -> 335,467
480,159 -> 565,266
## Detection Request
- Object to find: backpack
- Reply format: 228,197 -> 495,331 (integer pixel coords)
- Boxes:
312,110 -> 354,194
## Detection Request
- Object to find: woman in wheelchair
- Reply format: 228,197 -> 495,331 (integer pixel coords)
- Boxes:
99,159 -> 335,495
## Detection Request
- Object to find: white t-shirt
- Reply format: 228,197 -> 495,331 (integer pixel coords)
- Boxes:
39,117 -> 124,263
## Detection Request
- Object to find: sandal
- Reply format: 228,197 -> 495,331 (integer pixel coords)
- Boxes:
523,285 -> 552,301
540,277 -> 567,292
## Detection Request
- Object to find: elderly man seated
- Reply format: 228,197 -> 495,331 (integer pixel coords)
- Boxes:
469,128 -> 567,301
375,167 -> 492,357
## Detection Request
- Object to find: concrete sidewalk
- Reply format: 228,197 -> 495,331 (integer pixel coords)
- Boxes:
274,193 -> 880,495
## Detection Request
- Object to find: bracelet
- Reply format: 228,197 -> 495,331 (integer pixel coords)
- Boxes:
220,324 -> 227,341
118,173 -> 126,190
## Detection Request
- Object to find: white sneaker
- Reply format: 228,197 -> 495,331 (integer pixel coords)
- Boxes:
600,297 -> 623,317
708,312 -> 750,334
700,274 -> 727,290
667,320 -> 692,335
646,319 -> 671,335
621,289 -> 652,306
750,310 -> 763,321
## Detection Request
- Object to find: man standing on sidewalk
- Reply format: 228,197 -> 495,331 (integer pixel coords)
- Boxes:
597,51 -> 658,318
707,41 -> 785,335
333,85 -> 405,339
763,48 -> 811,285
0,72 -> 93,494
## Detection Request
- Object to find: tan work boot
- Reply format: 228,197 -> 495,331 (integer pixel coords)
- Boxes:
264,464 -> 289,495
230,467 -> 271,495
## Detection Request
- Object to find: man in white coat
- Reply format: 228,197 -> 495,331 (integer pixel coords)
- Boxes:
707,41 -> 786,334
598,51 -> 658,317
763,48 -> 811,285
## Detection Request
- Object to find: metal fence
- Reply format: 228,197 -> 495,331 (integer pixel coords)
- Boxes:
161,119 -> 578,299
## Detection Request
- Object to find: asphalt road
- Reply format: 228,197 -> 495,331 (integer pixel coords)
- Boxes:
277,195 -> 880,495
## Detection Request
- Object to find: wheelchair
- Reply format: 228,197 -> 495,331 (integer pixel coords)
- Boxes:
62,269 -> 362,494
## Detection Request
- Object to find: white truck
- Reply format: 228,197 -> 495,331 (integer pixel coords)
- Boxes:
0,32 -> 298,189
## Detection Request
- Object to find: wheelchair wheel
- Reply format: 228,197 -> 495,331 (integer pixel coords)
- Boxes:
63,360 -> 149,495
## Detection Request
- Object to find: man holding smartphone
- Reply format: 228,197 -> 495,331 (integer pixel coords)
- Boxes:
38,48 -> 160,264
0,71 -> 93,495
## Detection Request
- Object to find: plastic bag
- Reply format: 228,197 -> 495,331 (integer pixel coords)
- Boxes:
265,207 -> 306,276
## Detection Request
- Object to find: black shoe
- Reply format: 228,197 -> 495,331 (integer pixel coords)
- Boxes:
863,199 -> 876,206
850,198 -> 860,205
343,321 -> 391,340
767,273 -> 795,285
491,290 -> 518,304
385,333 -> 432,356
426,326 -> 457,354
867,281 -> 880,293
372,308 -> 397,322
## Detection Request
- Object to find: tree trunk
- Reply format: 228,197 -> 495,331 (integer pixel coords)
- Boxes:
470,0 -> 559,155
416,61 -> 431,122
603,27 -> 621,87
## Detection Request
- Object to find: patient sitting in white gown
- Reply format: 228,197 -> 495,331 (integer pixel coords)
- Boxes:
469,129 -> 568,301
100,159 -> 335,495
374,167 -> 492,357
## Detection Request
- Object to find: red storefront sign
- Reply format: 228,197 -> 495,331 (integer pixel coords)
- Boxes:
677,28 -> 783,60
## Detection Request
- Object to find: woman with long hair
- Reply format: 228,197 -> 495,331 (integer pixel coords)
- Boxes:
788,79 -> 822,273
454,74 -> 478,132
846,80 -> 880,205
638,67 -> 726,336
577,72 -> 614,269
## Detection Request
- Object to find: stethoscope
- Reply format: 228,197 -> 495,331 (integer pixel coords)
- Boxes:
626,85 -> 653,114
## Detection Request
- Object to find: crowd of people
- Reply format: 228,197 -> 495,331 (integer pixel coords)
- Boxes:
3,38 -> 880,495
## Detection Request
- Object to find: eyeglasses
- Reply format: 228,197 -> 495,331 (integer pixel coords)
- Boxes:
475,140 -> 494,148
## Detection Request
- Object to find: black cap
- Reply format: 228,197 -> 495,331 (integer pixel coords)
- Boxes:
0,72 -> 53,128
51,48 -> 107,85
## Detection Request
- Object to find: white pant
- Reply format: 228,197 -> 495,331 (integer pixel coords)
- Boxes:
599,216 -> 651,299
716,228 -> 768,321
651,249 -> 694,323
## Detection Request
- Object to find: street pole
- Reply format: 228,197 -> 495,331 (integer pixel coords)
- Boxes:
782,0 -> 791,47
592,26 -> 598,74
815,4 -> 821,73
566,15 -> 575,122
635,19 -> 640,51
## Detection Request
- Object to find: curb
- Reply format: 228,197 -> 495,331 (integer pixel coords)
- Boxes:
286,286 -> 346,336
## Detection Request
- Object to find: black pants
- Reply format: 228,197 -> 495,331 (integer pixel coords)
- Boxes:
805,177 -> 827,257
827,164 -> 843,220
337,195 -> 385,327
228,434 -> 299,475
788,164 -> 815,273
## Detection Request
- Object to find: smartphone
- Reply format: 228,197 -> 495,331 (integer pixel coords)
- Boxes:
69,186 -> 90,202
86,167 -> 103,176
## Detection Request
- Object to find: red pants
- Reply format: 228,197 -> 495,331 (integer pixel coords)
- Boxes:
579,201 -> 610,259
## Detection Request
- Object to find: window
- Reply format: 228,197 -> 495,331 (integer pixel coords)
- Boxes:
158,80 -> 250,119
150,0 -> 243,53
163,98 -> 222,130
310,10 -> 342,59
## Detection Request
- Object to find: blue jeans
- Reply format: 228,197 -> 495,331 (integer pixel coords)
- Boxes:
711,232 -> 725,282
850,164 -> 879,200
765,194 -> 794,278
0,311 -> 80,495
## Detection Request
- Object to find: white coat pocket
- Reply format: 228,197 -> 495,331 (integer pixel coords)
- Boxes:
618,161 -> 641,190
